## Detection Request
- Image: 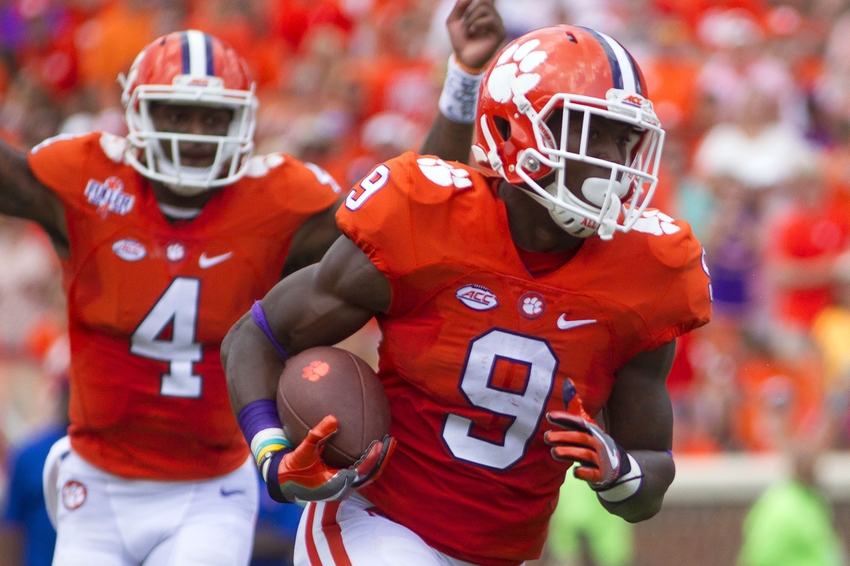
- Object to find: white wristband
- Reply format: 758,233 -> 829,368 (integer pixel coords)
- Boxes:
438,55 -> 485,124
250,428 -> 290,466
597,454 -> 644,503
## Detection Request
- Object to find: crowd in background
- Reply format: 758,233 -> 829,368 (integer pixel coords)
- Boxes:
1,0 -> 850,477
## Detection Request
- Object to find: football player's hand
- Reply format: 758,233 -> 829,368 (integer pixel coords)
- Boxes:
447,0 -> 506,70
265,415 -> 396,503
544,411 -> 631,489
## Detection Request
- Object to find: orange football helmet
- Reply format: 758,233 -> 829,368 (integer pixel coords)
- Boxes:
472,25 -> 665,240
120,30 -> 258,195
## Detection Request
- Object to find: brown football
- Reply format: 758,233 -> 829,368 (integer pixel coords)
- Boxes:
276,346 -> 391,468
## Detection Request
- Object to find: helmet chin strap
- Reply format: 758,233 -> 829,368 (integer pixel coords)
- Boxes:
157,158 -> 216,197
534,177 -> 629,240
579,177 -> 628,241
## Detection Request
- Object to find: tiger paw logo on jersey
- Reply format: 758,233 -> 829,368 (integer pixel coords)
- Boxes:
519,291 -> 546,319
165,242 -> 186,262
302,360 -> 330,382
631,209 -> 681,236
417,158 -> 472,189
486,38 -> 547,104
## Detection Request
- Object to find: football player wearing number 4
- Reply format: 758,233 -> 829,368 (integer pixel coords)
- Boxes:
0,3 -> 502,564
223,20 -> 712,566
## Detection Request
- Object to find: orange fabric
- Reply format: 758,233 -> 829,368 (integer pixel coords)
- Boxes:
766,198 -> 850,328
75,2 -> 158,96
732,354 -> 824,452
28,132 -> 339,480
337,152 -> 711,565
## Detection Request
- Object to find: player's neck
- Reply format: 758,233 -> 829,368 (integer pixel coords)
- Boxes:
499,182 -> 583,254
149,180 -> 216,221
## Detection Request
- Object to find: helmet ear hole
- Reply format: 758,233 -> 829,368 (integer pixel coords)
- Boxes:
494,116 -> 511,141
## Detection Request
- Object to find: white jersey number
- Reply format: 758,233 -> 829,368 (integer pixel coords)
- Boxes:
442,329 -> 557,469
345,164 -> 389,210
130,278 -> 203,398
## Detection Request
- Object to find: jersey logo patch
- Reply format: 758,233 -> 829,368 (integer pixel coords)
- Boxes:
417,158 -> 472,189
112,238 -> 147,261
556,315 -> 596,331
165,242 -> 186,262
62,480 -> 87,511
487,38 -> 547,104
631,209 -> 681,236
456,284 -> 498,311
199,251 -> 233,268
85,176 -> 135,218
519,292 -> 546,319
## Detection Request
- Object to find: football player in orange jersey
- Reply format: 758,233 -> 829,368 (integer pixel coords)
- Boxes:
223,22 -> 713,566
0,0 -> 506,563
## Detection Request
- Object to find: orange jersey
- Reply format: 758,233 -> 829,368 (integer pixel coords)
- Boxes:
28,132 -> 340,480
336,153 -> 712,566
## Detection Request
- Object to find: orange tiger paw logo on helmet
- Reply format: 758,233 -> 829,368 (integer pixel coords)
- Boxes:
302,360 -> 331,382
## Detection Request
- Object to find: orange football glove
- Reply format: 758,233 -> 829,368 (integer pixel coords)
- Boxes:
266,415 -> 396,503
544,380 -> 644,502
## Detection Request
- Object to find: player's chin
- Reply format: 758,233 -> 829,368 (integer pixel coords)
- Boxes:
180,157 -> 216,168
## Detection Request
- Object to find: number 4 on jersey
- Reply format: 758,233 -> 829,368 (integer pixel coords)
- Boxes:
130,277 -> 203,398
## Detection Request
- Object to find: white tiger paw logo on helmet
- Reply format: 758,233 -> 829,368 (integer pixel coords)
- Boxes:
417,158 -> 472,189
487,39 -> 548,103
632,210 -> 681,236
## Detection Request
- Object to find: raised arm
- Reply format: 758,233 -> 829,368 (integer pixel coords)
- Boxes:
0,138 -> 68,257
546,340 -> 677,523
0,138 -> 68,258
419,0 -> 505,162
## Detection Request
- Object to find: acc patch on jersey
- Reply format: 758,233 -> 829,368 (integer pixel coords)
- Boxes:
456,284 -> 498,311
112,238 -> 147,261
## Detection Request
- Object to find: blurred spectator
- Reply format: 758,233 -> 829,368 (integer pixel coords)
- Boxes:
347,1 -> 440,126
762,168 -> 850,338
737,412 -> 845,566
344,110 -> 425,186
75,0 -> 186,109
543,472 -> 634,566
0,0 -> 80,105
0,330 -> 68,566
184,0 -> 291,92
811,278 -> 850,446
0,218 -> 62,356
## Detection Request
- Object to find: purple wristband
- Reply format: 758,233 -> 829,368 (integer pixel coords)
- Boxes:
237,399 -> 283,443
251,301 -> 289,360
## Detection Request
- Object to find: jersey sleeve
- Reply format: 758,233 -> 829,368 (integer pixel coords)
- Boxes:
28,132 -> 100,198
335,151 -> 434,278
269,156 -> 341,214
638,216 -> 712,349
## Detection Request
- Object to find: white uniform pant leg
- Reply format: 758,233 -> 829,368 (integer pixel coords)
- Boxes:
293,493 -> 512,566
51,450 -> 259,566
42,435 -> 72,529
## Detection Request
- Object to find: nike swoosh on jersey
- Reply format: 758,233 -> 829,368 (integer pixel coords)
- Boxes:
199,252 -> 233,269
220,487 -> 245,497
556,315 -> 597,330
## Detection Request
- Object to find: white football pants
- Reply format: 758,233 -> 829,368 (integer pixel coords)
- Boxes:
43,436 -> 259,566
294,492 -> 526,566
